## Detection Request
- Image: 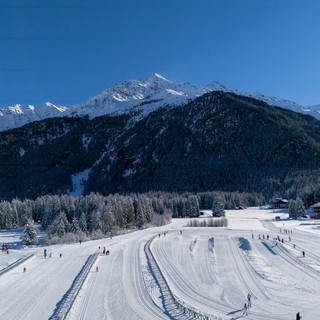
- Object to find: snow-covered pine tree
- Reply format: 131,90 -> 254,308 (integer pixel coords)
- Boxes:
289,198 -> 306,219
21,220 -> 38,245
79,211 -> 88,233
212,194 -> 225,217
185,195 -> 200,217
48,211 -> 69,237
69,216 -> 80,233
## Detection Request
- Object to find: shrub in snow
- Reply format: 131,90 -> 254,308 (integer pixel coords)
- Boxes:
186,217 -> 228,227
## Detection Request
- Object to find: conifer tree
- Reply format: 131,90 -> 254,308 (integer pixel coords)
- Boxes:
21,220 -> 38,245
212,194 -> 225,217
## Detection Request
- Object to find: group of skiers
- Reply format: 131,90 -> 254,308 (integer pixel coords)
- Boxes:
102,247 -> 109,255
43,248 -> 54,258
98,246 -> 109,255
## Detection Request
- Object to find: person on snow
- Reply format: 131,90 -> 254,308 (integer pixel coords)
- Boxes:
247,293 -> 252,307
243,303 -> 248,316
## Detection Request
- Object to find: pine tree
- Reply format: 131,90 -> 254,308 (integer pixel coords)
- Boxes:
69,216 -> 80,233
21,220 -> 38,245
289,198 -> 306,219
212,194 -> 225,217
49,211 -> 69,237
79,211 -> 88,232
185,195 -> 200,217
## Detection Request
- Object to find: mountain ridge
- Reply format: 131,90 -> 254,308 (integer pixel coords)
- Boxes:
0,74 -> 319,132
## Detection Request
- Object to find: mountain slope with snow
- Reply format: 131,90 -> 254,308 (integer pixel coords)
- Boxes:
0,74 -> 319,132
2,90 -> 320,200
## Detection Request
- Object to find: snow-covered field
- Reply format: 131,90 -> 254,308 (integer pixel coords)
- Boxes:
1,207 -> 320,319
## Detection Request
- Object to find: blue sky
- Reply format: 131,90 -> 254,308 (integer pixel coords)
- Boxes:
0,0 -> 319,106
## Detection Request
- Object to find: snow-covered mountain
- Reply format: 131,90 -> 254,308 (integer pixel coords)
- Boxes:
74,73 -> 210,118
0,73 -> 319,132
0,102 -> 70,132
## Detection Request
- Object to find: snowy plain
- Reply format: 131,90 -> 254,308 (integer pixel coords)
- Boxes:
1,207 -> 320,320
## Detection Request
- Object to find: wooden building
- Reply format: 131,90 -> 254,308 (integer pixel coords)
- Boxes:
270,198 -> 288,209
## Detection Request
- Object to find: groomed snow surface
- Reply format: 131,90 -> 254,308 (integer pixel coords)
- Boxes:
1,208 -> 320,319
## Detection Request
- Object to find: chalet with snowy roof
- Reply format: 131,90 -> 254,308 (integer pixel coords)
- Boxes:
311,202 -> 320,215
270,198 -> 288,209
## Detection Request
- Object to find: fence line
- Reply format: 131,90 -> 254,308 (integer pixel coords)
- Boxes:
0,252 -> 34,277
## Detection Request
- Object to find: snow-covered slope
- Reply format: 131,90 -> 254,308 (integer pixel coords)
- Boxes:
1,73 -> 319,132
0,102 -> 69,132
74,73 -> 210,118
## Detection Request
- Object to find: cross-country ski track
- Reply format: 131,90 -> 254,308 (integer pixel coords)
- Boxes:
1,207 -> 320,319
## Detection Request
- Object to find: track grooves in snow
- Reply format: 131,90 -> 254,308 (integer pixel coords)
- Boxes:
145,236 -> 193,319
152,234 -> 231,318
275,242 -> 320,279
228,237 -> 271,301
77,257 -> 100,320
125,236 -> 166,319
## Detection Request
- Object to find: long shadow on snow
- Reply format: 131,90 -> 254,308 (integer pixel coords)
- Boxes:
49,255 -> 93,320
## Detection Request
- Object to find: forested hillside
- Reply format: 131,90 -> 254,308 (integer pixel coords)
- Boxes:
1,91 -> 320,207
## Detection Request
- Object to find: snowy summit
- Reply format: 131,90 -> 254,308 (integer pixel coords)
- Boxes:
0,73 -> 320,132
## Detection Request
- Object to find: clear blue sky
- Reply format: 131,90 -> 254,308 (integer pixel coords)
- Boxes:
0,0 -> 319,106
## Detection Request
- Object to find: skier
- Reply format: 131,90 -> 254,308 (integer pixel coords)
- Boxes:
96,266 -> 99,272
44,249 -> 47,258
302,251 -> 305,257
243,303 -> 248,316
59,253 -> 62,258
247,293 -> 252,308
102,247 -> 106,255
23,267 -> 26,273
296,312 -> 302,320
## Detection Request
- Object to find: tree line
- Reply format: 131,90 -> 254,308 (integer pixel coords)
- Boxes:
0,191 -> 265,245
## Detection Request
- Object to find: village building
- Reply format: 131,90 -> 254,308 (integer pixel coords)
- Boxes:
311,202 -> 320,218
270,198 -> 288,209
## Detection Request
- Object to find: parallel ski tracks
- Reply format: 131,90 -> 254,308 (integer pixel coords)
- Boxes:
130,238 -> 167,319
228,236 -> 271,301
274,241 -> 320,280
151,235 -> 231,317
77,258 -> 99,320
